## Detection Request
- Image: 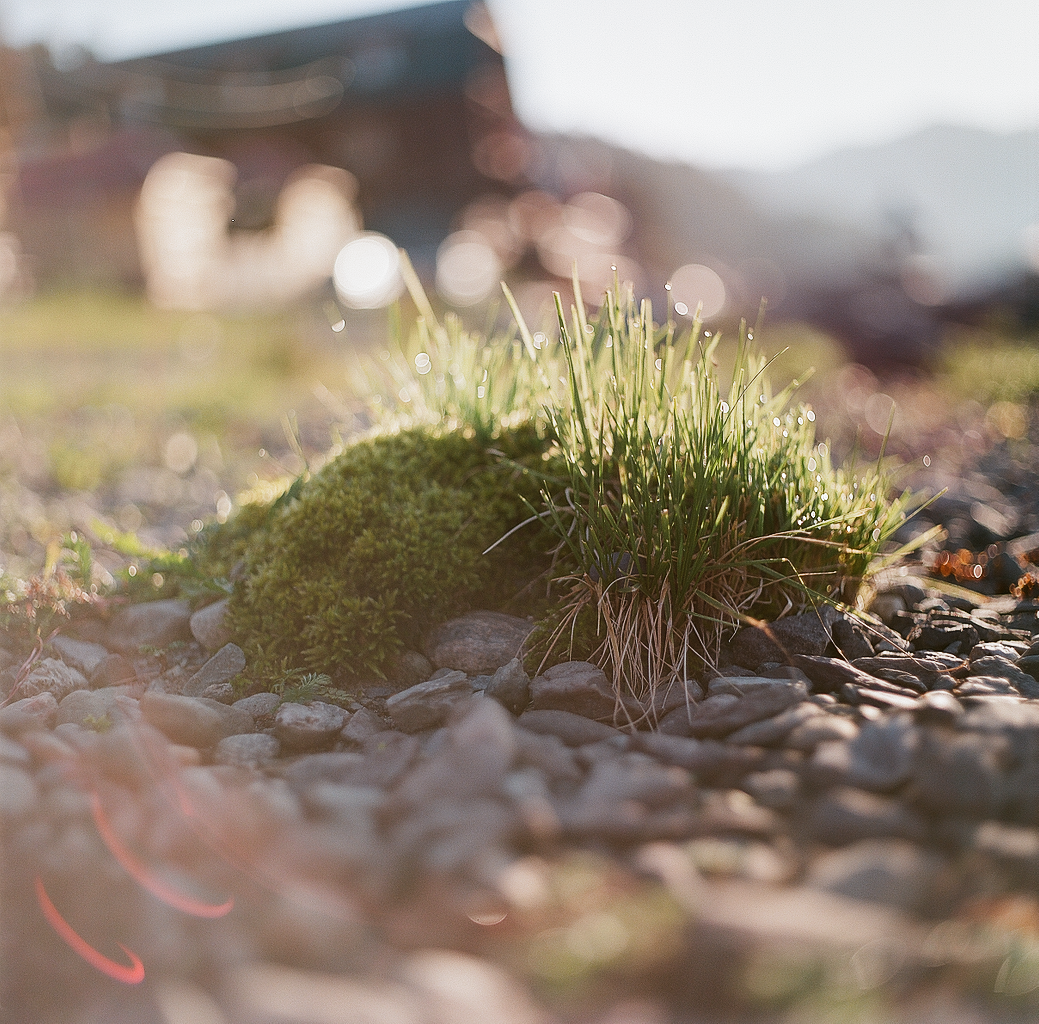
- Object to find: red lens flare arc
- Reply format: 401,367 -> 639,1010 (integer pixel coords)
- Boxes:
89,792 -> 234,919
34,876 -> 146,985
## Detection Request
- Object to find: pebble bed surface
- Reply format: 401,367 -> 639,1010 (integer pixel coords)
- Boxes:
8,415 -> 1039,1022
7,581 -> 1039,1022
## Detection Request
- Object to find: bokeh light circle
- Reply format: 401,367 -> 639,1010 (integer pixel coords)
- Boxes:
333,233 -> 403,309
669,263 -> 727,319
435,231 -> 501,306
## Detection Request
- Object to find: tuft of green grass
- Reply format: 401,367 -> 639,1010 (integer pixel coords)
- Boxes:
519,280 -> 916,710
347,253 -> 560,445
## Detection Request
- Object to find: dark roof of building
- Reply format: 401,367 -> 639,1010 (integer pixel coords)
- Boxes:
35,1 -> 499,130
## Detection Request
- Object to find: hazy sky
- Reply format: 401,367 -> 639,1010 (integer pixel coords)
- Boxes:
1,0 -> 1036,170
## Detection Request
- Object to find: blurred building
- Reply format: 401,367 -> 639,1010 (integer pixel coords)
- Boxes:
0,2 -> 977,361
0,0 -> 525,303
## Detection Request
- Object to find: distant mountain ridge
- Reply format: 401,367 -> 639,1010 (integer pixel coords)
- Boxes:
527,124 -> 1038,361
725,124 -> 1039,296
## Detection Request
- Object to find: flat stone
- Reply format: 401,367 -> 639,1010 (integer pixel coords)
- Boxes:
279,750 -> 365,789
912,689 -> 964,726
107,598 -> 193,655
274,700 -> 350,751
968,656 -> 1039,697
48,635 -> 110,678
806,839 -> 946,914
723,702 -> 820,746
973,821 -> 1039,877
513,729 -> 583,785
300,787 -> 387,864
424,611 -> 534,674
852,655 -> 948,689
517,708 -> 621,747
189,597 -> 232,650
386,649 -> 434,690
683,680 -> 809,739
282,734 -> 421,791
55,687 -> 137,728
401,950 -> 546,1024
183,642 -> 246,696
17,658 -> 88,701
391,795 -> 519,873
0,733 -> 30,766
89,653 -> 137,688
634,732 -> 766,785
971,641 -> 1024,663
385,672 -> 474,733
355,732 -> 423,789
233,692 -> 282,718
793,655 -> 892,695
528,661 -> 619,722
556,753 -> 693,838
804,788 -> 928,845
0,691 -> 58,732
909,729 -> 1008,817
140,690 -> 252,748
959,698 -> 1039,733
727,608 -> 837,668
579,751 -> 693,808
340,707 -> 387,745
694,789 -> 782,840
846,687 -> 921,712
485,658 -> 530,714
743,768 -> 801,811
810,715 -> 918,793
394,699 -> 518,806
956,676 -> 1018,697
214,732 -> 281,768
708,674 -> 810,697
302,781 -> 384,822
784,712 -> 860,750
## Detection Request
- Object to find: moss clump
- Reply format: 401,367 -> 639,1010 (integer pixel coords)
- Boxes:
207,424 -> 555,686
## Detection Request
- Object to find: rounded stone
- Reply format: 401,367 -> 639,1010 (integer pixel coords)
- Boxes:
190,597 -> 233,650
273,701 -> 349,750
424,611 -> 533,675
140,690 -> 252,748
107,598 -> 193,655
214,732 -> 280,768
56,686 -> 137,728
17,658 -> 88,701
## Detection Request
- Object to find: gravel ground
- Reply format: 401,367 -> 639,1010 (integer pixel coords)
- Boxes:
6,373 -> 1039,1023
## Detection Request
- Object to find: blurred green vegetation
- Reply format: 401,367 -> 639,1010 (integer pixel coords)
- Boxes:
940,325 -> 1039,405
0,288 -> 358,581
0,288 -> 346,423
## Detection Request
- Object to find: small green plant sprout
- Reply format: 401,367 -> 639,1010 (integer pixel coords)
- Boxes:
274,672 -> 353,707
0,533 -> 104,704
527,279 -> 920,713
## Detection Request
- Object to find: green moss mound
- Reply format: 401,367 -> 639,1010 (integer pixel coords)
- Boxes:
205,424 -> 556,686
